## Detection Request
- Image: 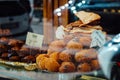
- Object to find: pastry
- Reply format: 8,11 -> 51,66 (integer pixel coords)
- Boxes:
77,63 -> 91,72
45,58 -> 60,72
66,38 -> 83,52
36,54 -> 49,70
59,62 -> 76,73
48,40 -> 66,53
21,55 -> 36,63
90,59 -> 100,70
75,48 -> 97,63
59,50 -> 73,62
75,11 -> 101,24
9,56 -> 20,61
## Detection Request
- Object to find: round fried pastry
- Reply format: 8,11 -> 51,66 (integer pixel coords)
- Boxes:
59,62 -> 76,73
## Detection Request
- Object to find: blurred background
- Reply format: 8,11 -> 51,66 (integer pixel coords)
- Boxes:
0,0 -> 120,42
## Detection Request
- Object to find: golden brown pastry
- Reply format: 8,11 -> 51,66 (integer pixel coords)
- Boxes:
48,40 -> 66,53
77,63 -> 91,72
75,11 -> 101,24
45,58 -> 60,72
36,54 -> 49,65
37,56 -> 48,70
64,20 -> 84,32
66,38 -> 83,52
75,48 -> 97,63
59,62 -> 76,73
90,59 -> 100,70
49,52 -> 59,61
58,50 -> 73,62
79,36 -> 91,48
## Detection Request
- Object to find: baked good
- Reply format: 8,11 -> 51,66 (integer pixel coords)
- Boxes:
8,39 -> 24,47
0,37 -> 9,44
66,38 -> 83,52
63,34 -> 74,44
48,40 -> 66,53
59,62 -> 76,73
1,53 -> 8,60
77,63 -> 91,72
49,52 -> 59,61
58,50 -> 73,62
21,55 -> 36,63
45,58 -> 60,72
90,59 -> 100,70
75,11 -> 101,24
75,48 -> 97,63
9,56 -> 20,61
79,36 -> 91,48
36,54 -> 49,69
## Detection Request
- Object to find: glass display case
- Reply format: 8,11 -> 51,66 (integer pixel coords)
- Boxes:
0,0 -> 120,80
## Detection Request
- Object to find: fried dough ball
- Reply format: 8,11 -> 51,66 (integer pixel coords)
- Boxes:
77,63 -> 91,72
49,52 -> 59,61
66,39 -> 83,53
36,54 -> 49,70
36,54 -> 49,65
59,62 -> 76,73
59,50 -> 72,62
48,40 -> 66,53
45,58 -> 60,72
79,36 -> 91,48
90,59 -> 100,70
75,48 -> 97,63
38,57 -> 48,70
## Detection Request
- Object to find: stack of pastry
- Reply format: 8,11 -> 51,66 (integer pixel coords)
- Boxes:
36,39 -> 100,73
36,11 -> 104,73
0,37 -> 47,63
64,11 -> 103,34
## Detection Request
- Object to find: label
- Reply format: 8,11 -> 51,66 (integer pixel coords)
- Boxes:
55,25 -> 65,39
25,32 -> 44,48
90,30 -> 106,48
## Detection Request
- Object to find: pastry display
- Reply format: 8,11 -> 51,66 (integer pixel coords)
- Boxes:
36,11 -> 106,73
0,37 -> 48,64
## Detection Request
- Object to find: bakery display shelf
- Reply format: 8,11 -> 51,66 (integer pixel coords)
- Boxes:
0,61 -> 107,80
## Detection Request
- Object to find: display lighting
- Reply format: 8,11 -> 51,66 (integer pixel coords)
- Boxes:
54,0 -> 85,16
57,12 -> 62,16
60,6 -> 65,9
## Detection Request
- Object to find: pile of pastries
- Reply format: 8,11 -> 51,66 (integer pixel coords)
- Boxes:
0,37 -> 47,63
36,11 -> 103,73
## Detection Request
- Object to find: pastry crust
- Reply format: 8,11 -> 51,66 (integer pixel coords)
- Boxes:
75,11 -> 101,24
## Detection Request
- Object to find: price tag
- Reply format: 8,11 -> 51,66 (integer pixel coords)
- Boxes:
55,25 -> 65,39
90,30 -> 106,48
25,32 -> 44,48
